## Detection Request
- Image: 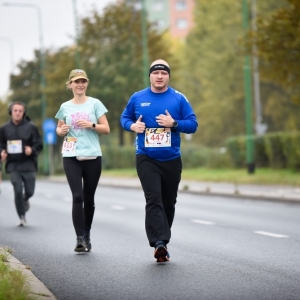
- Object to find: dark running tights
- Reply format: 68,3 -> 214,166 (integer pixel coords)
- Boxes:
63,157 -> 102,236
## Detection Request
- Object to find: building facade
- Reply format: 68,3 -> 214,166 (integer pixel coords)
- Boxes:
145,0 -> 195,39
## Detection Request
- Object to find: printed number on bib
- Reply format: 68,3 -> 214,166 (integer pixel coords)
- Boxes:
145,128 -> 171,147
7,140 -> 22,154
62,137 -> 77,154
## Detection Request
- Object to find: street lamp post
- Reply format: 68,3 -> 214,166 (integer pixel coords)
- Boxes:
251,0 -> 267,136
72,0 -> 81,68
242,0 -> 255,174
3,2 -> 49,175
0,37 -> 14,72
141,0 -> 149,88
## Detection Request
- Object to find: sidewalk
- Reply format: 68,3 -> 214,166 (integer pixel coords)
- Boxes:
48,175 -> 300,203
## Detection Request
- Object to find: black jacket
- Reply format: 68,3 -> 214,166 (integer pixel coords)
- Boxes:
0,116 -> 43,173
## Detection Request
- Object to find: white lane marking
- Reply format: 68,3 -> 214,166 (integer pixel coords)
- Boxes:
191,219 -> 215,225
111,205 -> 125,211
254,231 -> 289,238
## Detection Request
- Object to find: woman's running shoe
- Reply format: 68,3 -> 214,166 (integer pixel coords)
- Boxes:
74,236 -> 87,252
84,234 -> 91,252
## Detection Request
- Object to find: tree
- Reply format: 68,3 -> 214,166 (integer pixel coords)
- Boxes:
178,0 -> 300,147
180,0 -> 246,146
44,47 -> 75,119
78,1 -> 177,145
245,0 -> 300,132
0,98 -> 9,125
7,52 -> 49,129
7,1 -> 178,147
249,0 -> 300,103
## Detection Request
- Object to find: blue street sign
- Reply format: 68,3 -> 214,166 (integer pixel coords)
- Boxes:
42,118 -> 57,145
45,132 -> 56,145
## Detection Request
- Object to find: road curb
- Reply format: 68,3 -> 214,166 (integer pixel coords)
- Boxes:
0,247 -> 57,300
178,189 -> 300,204
44,176 -> 300,204
100,183 -> 300,204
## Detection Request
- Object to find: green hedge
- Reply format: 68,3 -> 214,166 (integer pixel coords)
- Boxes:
30,143 -> 231,175
264,133 -> 287,168
13,131 -> 299,176
102,146 -> 136,169
225,131 -> 300,170
180,145 -> 232,169
282,132 -> 300,169
225,136 -> 246,168
101,144 -> 232,169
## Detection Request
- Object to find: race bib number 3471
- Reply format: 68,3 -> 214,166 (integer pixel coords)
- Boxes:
62,137 -> 77,154
145,128 -> 171,147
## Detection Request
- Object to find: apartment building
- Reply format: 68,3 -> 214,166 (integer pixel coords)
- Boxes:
145,0 -> 195,39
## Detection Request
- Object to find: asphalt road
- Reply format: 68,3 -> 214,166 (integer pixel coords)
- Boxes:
0,180 -> 300,300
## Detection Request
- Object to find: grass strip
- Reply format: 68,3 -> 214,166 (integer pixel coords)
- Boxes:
0,248 -> 32,300
102,168 -> 300,186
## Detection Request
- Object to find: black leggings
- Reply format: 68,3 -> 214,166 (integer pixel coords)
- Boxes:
136,155 -> 182,247
63,157 -> 102,236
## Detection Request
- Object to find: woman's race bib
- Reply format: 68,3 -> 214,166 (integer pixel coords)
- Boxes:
62,137 -> 77,154
145,128 -> 171,147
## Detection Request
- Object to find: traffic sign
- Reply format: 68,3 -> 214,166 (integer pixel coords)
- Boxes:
42,118 -> 57,145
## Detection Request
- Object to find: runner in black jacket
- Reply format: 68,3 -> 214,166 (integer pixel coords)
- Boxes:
0,102 -> 43,226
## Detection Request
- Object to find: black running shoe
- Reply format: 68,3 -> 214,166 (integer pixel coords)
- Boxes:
84,234 -> 91,252
154,241 -> 170,262
74,236 -> 87,252
24,201 -> 30,212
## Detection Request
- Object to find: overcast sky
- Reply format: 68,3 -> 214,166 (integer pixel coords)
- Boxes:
0,0 -> 116,98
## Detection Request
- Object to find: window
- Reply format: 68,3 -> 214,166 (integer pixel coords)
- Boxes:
176,18 -> 188,29
154,19 -> 165,30
176,1 -> 187,10
152,1 -> 164,11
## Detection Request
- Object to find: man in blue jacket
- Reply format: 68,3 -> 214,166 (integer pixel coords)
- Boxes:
120,59 -> 198,262
0,102 -> 43,226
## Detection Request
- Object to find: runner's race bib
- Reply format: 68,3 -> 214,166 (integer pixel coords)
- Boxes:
62,137 -> 77,154
145,128 -> 171,147
7,140 -> 22,154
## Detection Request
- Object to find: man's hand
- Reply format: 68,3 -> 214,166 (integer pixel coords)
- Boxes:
1,150 -> 7,161
156,110 -> 174,127
130,115 -> 145,133
24,146 -> 32,156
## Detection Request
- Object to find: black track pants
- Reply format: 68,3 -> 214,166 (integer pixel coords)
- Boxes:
9,171 -> 36,218
136,155 -> 182,247
63,157 -> 101,236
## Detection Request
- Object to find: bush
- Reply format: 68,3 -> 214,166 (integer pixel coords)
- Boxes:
264,132 -> 287,168
225,131 -> 300,170
102,145 -> 136,169
281,132 -> 300,170
225,136 -> 246,168
254,136 -> 269,167
180,145 -> 232,168
36,131 -> 300,174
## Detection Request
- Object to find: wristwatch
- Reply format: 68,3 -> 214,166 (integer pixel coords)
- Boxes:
92,123 -> 96,128
172,121 -> 178,128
